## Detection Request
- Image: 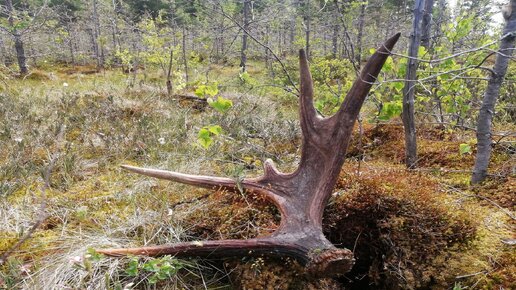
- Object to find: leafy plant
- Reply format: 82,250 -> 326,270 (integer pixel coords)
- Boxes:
459,143 -> 472,155
378,100 -> 402,121
124,257 -> 139,277
208,96 -> 233,114
195,82 -> 234,113
194,82 -> 219,98
197,125 -> 223,149
123,256 -> 184,285
193,81 -> 231,147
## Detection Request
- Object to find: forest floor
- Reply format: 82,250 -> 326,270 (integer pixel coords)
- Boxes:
0,64 -> 514,289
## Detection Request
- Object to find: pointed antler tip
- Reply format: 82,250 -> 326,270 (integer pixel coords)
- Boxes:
384,32 -> 401,51
120,164 -> 142,173
299,49 -> 307,59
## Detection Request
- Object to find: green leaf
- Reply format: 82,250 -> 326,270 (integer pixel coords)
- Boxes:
459,143 -> 471,155
143,259 -> 161,272
207,125 -> 222,135
455,17 -> 473,40
440,73 -> 451,80
194,85 -> 206,98
393,81 -> 404,91
208,96 -> 233,113
86,248 -> 105,262
148,274 -> 159,284
418,46 -> 427,57
125,257 -> 139,276
197,128 -> 213,149
205,82 -> 219,97
195,83 -> 219,98
378,101 -> 402,121
198,128 -> 210,139
383,57 -> 394,72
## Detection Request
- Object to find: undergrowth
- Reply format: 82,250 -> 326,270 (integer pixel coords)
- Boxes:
0,64 -> 514,289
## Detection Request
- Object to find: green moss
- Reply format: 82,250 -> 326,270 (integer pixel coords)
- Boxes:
0,232 -> 18,253
323,162 -> 510,289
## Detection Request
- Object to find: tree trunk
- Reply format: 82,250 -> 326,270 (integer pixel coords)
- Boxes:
66,22 -> 76,66
97,33 -> 401,278
323,22 -> 327,56
166,49 -> 173,96
332,10 -> 339,59
355,2 -> 366,66
13,33 -> 27,75
6,0 -> 28,75
304,0 -> 311,59
278,26 -> 282,57
92,0 -> 103,69
289,6 -> 296,54
28,34 -> 37,67
182,26 -> 189,84
111,0 -> 122,52
265,24 -> 272,74
471,1 -> 516,184
239,0 -> 250,71
402,0 -> 425,169
421,0 -> 434,49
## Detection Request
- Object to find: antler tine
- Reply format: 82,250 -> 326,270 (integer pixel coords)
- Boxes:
121,165 -> 240,191
120,164 -> 288,202
334,33 -> 401,122
299,49 -> 319,132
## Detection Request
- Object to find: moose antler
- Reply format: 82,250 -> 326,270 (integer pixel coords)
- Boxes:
98,33 -> 400,277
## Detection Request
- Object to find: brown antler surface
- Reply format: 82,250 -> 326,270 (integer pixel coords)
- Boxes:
98,33 -> 400,277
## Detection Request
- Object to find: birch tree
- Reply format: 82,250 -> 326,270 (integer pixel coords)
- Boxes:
471,0 -> 516,183
402,0 -> 425,169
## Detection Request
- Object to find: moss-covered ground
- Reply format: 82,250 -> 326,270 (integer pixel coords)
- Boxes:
0,63 -> 514,289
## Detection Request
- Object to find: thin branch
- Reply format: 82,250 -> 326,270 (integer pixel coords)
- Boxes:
389,37 -> 501,64
441,184 -> 515,221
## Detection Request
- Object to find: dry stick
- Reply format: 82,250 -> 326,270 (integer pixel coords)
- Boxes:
172,94 -> 208,103
0,198 -> 47,265
455,271 -> 488,280
370,58 -> 496,97
372,40 -> 501,93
